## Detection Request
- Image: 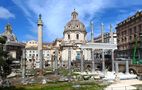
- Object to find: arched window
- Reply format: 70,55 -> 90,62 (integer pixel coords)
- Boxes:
76,34 -> 79,39
68,34 -> 70,39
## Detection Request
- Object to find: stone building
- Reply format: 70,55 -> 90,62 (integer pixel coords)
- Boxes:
116,11 -> 142,59
0,23 -> 24,70
25,40 -> 54,69
25,10 -> 92,69
61,9 -> 91,67
94,32 -> 117,44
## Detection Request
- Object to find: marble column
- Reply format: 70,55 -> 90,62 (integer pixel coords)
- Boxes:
115,62 -> 119,74
125,60 -> 129,74
111,50 -> 115,72
102,49 -> 105,73
80,49 -> 84,72
55,49 -> 58,75
92,49 -> 95,72
90,21 -> 94,43
101,23 -> 104,43
68,47 -> 71,73
22,49 -> 26,79
37,14 -> 43,70
110,24 -> 114,44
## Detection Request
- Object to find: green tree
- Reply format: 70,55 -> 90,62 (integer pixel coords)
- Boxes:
0,36 -> 12,79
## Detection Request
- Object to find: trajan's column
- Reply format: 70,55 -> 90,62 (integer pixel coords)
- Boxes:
37,14 -> 43,71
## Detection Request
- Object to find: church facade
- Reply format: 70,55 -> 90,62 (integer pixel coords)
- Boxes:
0,23 -> 25,70
60,9 -> 91,67
25,10 -> 92,68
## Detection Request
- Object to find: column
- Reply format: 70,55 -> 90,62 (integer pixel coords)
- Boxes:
92,49 -> 95,72
55,49 -> 58,75
110,24 -> 114,44
125,60 -> 129,74
51,55 -> 54,70
101,23 -> 104,43
90,21 -> 94,43
115,62 -> 119,74
68,47 -> 71,82
37,14 -> 43,70
22,49 -> 26,79
102,49 -> 105,73
111,50 -> 115,72
80,49 -> 84,72
68,47 -> 71,74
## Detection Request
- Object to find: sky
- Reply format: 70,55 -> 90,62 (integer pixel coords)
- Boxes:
0,0 -> 142,42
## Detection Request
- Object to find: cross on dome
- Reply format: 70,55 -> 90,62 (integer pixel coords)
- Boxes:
71,9 -> 78,20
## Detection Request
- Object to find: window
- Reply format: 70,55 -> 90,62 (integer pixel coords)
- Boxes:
138,24 -> 142,32
47,54 -> 49,56
76,51 -> 80,60
134,26 -> 137,33
76,34 -> 79,39
134,34 -> 136,38
68,34 -> 70,39
129,28 -> 132,34
125,37 -> 127,42
129,36 -> 132,40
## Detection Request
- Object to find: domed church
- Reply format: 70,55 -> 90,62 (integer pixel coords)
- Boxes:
0,23 -> 24,70
63,9 -> 87,44
61,9 -> 91,67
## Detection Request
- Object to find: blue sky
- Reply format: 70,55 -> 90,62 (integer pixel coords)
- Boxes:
0,0 -> 142,42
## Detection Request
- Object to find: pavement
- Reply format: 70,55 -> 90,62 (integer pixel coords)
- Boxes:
105,79 -> 142,90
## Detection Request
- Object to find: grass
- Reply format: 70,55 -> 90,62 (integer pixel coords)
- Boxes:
0,81 -> 105,90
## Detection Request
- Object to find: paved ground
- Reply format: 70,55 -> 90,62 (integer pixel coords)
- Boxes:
105,79 -> 142,90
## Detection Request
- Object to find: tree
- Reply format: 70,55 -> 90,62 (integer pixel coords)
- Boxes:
0,36 -> 12,79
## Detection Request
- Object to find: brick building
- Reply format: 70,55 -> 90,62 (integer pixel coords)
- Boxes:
116,11 -> 142,59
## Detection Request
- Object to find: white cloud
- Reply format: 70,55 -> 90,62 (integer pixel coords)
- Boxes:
12,0 -> 142,42
0,7 -> 15,19
12,0 -> 111,42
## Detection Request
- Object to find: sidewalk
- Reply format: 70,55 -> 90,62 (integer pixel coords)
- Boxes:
105,79 -> 142,90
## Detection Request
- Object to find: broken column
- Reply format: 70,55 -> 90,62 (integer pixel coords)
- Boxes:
54,48 -> 58,75
68,47 -> 71,74
92,49 -> 95,72
80,49 -> 84,73
115,61 -> 119,74
22,49 -> 26,79
102,49 -> 105,73
125,60 -> 129,74
111,50 -> 115,72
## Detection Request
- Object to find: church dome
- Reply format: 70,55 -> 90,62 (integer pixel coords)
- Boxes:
64,9 -> 86,34
1,24 -> 17,42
